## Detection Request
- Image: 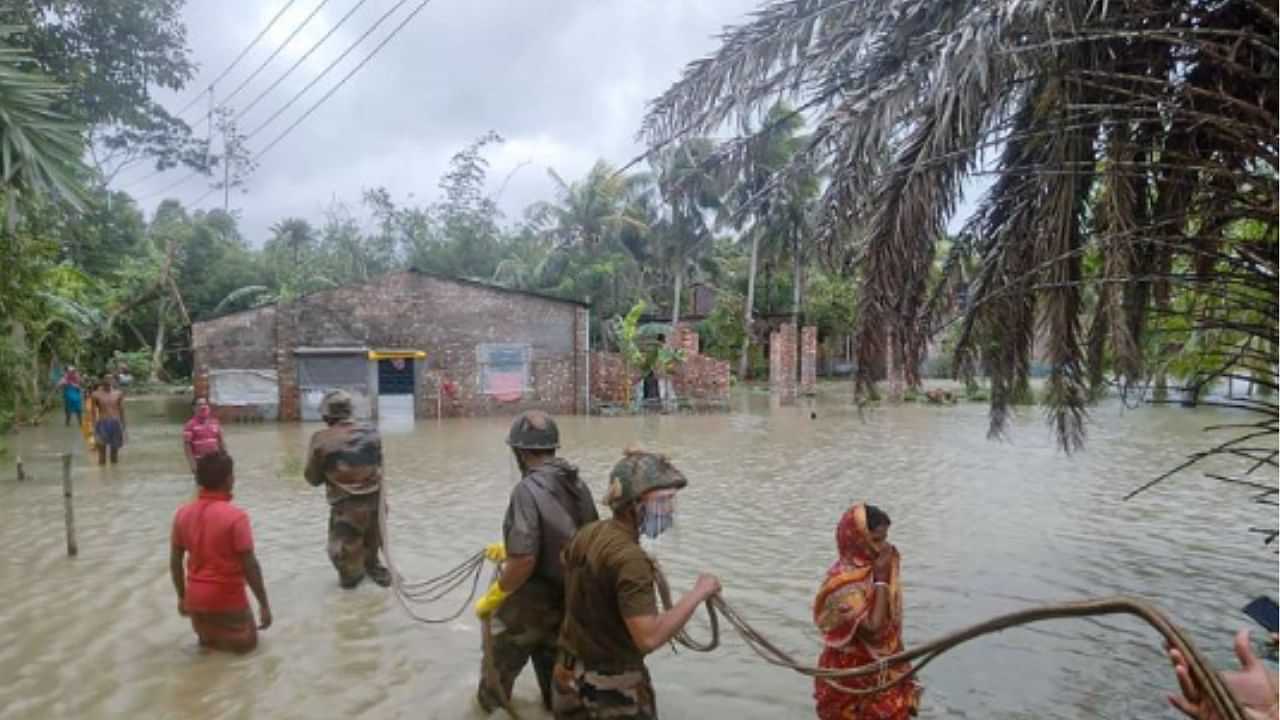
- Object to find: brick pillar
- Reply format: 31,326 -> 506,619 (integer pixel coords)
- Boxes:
276,303 -> 300,421
769,323 -> 797,396
800,326 -> 818,395
670,323 -> 699,355
574,307 -> 588,415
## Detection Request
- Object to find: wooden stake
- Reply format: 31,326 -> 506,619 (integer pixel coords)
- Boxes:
62,453 -> 77,557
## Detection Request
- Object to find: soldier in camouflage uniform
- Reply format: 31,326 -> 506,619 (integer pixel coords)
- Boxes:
304,390 -> 392,589
552,450 -> 721,719
474,411 -> 598,713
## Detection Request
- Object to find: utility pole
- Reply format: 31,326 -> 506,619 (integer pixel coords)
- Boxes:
223,119 -> 232,214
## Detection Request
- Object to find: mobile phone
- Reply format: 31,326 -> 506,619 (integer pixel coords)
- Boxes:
1242,596 -> 1279,634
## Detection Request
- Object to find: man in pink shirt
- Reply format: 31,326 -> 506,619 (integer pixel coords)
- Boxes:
170,451 -> 272,653
182,397 -> 226,474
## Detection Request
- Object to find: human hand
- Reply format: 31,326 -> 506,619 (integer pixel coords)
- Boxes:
474,581 -> 510,620
258,605 -> 273,630
177,597 -> 188,617
693,573 -> 721,601
872,544 -> 896,582
484,542 -> 507,563
1168,630 -> 1280,720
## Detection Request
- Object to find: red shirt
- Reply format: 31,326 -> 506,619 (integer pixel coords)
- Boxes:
183,416 -> 223,459
171,490 -> 253,613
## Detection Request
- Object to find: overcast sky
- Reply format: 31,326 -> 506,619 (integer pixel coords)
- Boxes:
110,0 -> 760,243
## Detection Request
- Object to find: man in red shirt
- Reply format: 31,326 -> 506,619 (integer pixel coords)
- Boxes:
170,451 -> 272,653
182,397 -> 226,474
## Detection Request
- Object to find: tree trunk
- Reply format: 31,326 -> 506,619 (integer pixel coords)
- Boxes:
887,328 -> 906,402
150,298 -> 168,384
1153,372 -> 1169,403
671,268 -> 683,328
738,232 -> 761,380
792,235 -> 803,383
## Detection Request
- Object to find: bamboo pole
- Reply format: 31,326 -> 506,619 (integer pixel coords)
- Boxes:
62,453 -> 77,557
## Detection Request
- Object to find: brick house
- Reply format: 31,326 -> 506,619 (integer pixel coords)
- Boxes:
191,270 -> 589,421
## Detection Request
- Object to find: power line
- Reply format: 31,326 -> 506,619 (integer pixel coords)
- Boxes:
154,0 -> 436,211
218,0 -> 334,110
254,0 -> 436,158
245,0 -> 418,139
170,0 -> 303,119
237,0 -> 375,121
135,169 -> 202,203
121,0 -> 309,191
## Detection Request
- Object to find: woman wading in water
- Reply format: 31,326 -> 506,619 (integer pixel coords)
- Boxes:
813,503 -> 921,719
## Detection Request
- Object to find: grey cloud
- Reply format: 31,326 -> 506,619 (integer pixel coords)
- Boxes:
123,0 -> 758,244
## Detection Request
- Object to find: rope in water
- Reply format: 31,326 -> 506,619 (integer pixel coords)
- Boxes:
373,502 -> 1241,717
378,490 -> 487,624
375,485 -> 521,717
654,566 -> 1246,719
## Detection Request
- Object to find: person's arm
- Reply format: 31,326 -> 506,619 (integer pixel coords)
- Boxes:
241,551 -> 272,629
624,574 -> 720,655
860,546 -> 897,635
170,521 -> 187,616
119,395 -> 126,430
183,431 -> 196,472
497,554 -> 536,594
303,441 -> 324,486
217,427 -> 227,453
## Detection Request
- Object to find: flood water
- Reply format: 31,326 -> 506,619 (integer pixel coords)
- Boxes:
1,389 -> 1275,719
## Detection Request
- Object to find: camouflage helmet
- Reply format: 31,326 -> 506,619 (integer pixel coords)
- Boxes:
319,389 -> 354,420
506,410 -> 560,450
604,450 -> 688,512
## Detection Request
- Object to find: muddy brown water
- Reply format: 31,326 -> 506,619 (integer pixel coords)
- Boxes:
1,390 -> 1274,719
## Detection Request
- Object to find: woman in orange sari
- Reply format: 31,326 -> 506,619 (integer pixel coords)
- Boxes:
813,503 -> 922,719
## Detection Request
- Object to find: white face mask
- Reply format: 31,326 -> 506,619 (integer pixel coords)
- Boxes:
636,489 -> 677,540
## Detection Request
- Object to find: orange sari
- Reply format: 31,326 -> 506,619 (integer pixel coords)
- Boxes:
813,504 -> 921,720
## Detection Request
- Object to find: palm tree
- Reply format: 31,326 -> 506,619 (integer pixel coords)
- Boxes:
721,104 -> 814,380
530,161 -> 649,250
654,138 -> 726,326
268,218 -> 316,268
643,0 -> 1277,457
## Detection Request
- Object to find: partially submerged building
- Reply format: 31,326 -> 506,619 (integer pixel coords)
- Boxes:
192,270 -> 589,421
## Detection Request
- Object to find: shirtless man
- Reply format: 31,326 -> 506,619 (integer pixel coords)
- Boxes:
90,377 -> 127,465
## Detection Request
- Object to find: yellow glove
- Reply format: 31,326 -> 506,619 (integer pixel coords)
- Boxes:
475,581 -> 510,620
484,542 -> 507,563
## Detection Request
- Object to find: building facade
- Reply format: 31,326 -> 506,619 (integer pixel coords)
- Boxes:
192,271 -> 589,421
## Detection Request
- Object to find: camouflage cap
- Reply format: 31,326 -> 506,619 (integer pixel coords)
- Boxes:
320,389 -> 354,420
604,450 -> 688,512
506,410 -> 560,450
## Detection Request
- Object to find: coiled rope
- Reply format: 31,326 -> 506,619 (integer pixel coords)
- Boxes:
378,490 -> 487,624
376,486 -> 521,718
654,566 -> 1246,719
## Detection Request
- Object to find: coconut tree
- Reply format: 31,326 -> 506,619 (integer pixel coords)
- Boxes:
654,138 -> 726,326
530,161 -> 650,250
642,0 -> 1277,459
0,31 -> 87,230
719,103 -> 814,379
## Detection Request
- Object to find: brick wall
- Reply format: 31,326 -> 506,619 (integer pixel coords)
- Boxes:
670,353 -> 730,403
192,305 -> 277,370
800,326 -> 818,394
590,352 -> 633,404
590,325 -> 729,411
